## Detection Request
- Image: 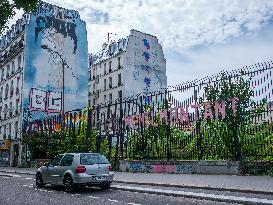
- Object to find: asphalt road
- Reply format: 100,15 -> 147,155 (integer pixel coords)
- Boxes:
0,173 -> 240,205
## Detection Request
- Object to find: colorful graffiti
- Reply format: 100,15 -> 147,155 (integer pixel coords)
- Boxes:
126,162 -> 193,174
23,2 -> 88,121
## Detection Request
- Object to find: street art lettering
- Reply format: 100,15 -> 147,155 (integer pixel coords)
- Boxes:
29,88 -> 62,113
123,97 -> 239,129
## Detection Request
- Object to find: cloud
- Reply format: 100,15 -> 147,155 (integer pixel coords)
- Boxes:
7,0 -> 273,54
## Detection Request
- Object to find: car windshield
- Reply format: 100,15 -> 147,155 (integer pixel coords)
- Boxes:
80,154 -> 110,165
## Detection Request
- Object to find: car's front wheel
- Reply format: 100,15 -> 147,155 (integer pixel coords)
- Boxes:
99,183 -> 111,190
36,173 -> 45,188
63,175 -> 74,192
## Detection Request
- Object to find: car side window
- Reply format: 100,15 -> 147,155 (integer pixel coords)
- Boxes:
48,155 -> 63,167
60,154 -> 74,166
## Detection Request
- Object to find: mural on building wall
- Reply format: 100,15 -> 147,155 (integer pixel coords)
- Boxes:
125,31 -> 167,98
23,2 -> 88,121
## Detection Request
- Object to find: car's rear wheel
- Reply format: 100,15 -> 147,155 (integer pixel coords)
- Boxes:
36,173 -> 45,188
99,183 -> 111,190
63,175 -> 74,192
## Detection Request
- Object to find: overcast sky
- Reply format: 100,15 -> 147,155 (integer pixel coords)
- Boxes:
8,0 -> 273,87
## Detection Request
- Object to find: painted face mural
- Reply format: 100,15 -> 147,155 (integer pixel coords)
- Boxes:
23,2 -> 88,121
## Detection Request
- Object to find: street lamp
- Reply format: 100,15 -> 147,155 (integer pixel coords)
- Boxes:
41,44 -> 70,139
41,45 -> 65,114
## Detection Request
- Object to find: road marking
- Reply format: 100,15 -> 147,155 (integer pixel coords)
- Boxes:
108,199 -> 119,203
127,203 -> 142,205
112,185 -> 273,205
74,194 -> 81,196
23,185 -> 28,187
2,176 -> 9,178
25,178 -> 33,180
88,196 -> 99,199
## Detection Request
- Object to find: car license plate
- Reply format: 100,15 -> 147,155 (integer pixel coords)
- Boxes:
94,176 -> 106,181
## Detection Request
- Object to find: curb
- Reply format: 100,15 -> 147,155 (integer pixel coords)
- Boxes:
114,180 -> 273,196
111,184 -> 273,205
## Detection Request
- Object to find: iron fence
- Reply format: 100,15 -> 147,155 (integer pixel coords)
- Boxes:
23,61 -> 273,168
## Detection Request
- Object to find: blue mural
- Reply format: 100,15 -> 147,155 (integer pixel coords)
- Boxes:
23,2 -> 88,121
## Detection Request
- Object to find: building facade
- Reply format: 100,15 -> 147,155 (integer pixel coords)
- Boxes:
0,2 -> 88,166
88,30 -> 167,108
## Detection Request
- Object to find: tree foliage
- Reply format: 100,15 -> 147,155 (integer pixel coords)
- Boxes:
0,0 -> 38,35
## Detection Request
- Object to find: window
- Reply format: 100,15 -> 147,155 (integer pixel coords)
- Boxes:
11,61 -> 15,74
104,63 -> 106,74
118,74 -> 121,86
1,69 -> 4,81
96,90 -> 99,99
93,69 -> 95,79
109,93 -> 112,101
118,57 -> 121,67
109,77 -> 112,88
4,104 -> 8,118
109,61 -> 112,72
60,154 -> 74,166
104,95 -> 107,101
93,99 -> 96,105
96,75 -> 99,83
9,102 -> 12,115
0,87 -> 3,102
118,90 -> 122,100
88,100 -> 91,107
6,65 -> 10,78
80,154 -> 109,165
88,70 -> 91,81
5,84 -> 9,99
0,106 -> 2,119
8,123 -> 11,139
17,55 -> 21,70
104,79 -> 106,90
10,80 -> 14,97
16,99 -> 19,113
0,126 -> 1,134
16,77 -> 20,93
15,121 -> 18,139
49,155 -> 64,167
93,83 -> 95,90
3,125 -> 6,139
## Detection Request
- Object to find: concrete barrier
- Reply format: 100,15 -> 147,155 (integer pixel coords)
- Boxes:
119,160 -> 240,175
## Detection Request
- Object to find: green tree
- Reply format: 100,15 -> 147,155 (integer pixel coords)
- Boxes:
0,0 -> 38,35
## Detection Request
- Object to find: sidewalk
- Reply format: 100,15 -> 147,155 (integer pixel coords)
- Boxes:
0,167 -> 273,194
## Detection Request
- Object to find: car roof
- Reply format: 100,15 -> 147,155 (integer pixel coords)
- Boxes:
64,152 -> 101,155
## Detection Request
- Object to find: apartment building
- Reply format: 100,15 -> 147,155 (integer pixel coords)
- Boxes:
0,1 -> 88,166
88,30 -> 167,109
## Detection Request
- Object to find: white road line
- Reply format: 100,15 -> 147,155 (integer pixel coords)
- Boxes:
2,176 -> 9,178
88,196 -> 99,199
127,203 -> 142,205
108,199 -> 119,203
74,194 -> 81,196
28,186 -> 33,188
25,178 -> 33,180
112,185 -> 273,205
23,185 -> 28,187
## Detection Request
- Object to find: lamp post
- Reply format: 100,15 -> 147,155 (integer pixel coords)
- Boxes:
41,45 -> 65,114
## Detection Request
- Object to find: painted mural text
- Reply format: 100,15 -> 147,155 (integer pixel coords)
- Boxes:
124,97 -> 239,129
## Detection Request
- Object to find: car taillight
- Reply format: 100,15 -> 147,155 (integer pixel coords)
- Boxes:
109,165 -> 113,171
75,165 -> 86,173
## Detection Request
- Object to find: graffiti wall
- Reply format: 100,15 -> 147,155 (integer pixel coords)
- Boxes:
124,30 -> 167,98
23,2 -> 88,121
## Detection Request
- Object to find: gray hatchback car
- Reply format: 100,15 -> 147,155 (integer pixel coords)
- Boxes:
36,153 -> 114,192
